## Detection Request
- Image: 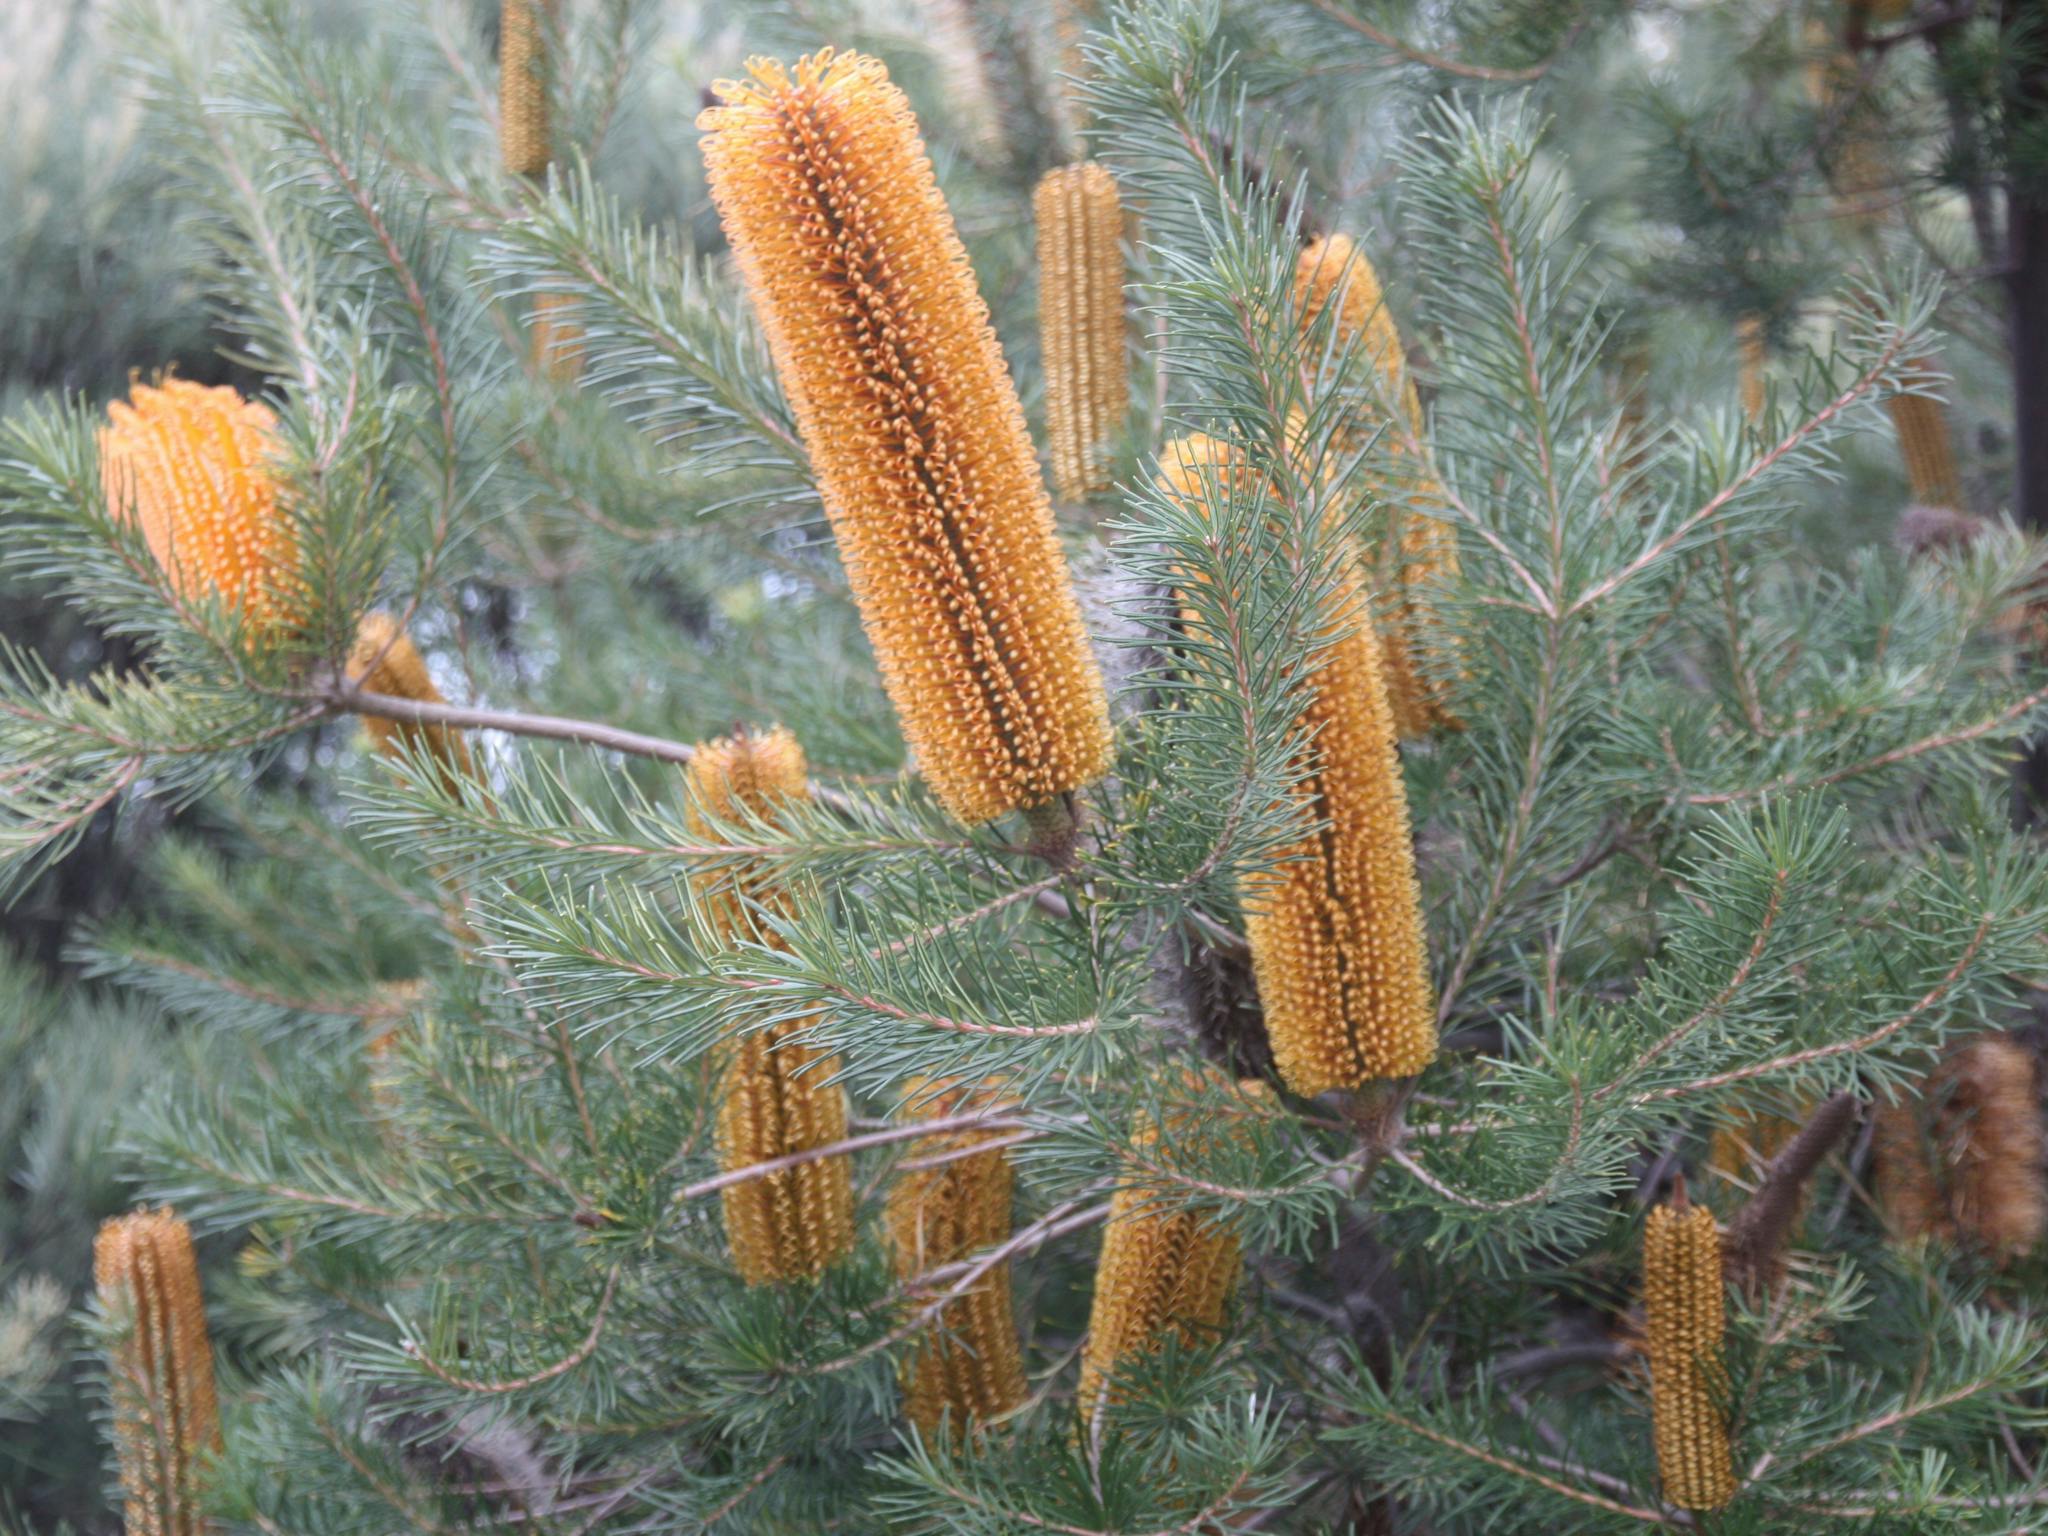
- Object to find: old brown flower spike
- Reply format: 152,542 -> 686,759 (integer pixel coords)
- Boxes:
687,726 -> 855,1285
1293,234 -> 1459,737
886,1079 -> 1026,1438
100,378 -> 300,638
94,1208 -> 222,1536
698,50 -> 1114,827
1159,434 -> 1436,1097
1642,1183 -> 1737,1511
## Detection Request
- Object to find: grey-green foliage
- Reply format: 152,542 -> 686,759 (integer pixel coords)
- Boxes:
1,0 -> 2047,1531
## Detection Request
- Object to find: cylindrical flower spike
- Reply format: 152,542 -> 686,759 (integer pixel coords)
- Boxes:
698,50 -> 1114,827
1159,435 -> 1436,1096
1077,1070 -> 1272,1418
1642,1187 -> 1737,1512
1293,233 -> 1459,738
887,1080 -> 1026,1438
1036,163 -> 1128,503
687,727 -> 855,1285
1887,381 -> 1965,511
1874,1035 -> 2046,1264
100,379 -> 299,636
1735,314 -> 1767,423
499,0 -> 553,178
94,1209 -> 222,1536
346,614 -> 473,789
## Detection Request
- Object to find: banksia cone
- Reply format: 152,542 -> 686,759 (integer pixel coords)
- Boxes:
688,727 -> 855,1285
94,1209 -> 222,1536
499,0 -> 553,178
699,51 -> 1114,827
887,1081 -> 1026,1437
1292,234 -> 1458,738
346,614 -> 473,788
100,379 -> 298,634
1873,1035 -> 2046,1264
1035,163 -> 1128,503
1642,1190 -> 1736,1511
1159,435 -> 1436,1096
1887,383 -> 1964,510
1077,1071 -> 1270,1415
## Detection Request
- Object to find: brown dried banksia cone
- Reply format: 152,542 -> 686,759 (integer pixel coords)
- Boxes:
1035,162 -> 1128,503
887,1080 -> 1026,1438
1642,1186 -> 1737,1511
100,379 -> 299,636
699,50 -> 1114,827
687,727 -> 856,1285
346,613 -> 473,788
94,1209 -> 222,1536
1873,1034 -> 2047,1265
1159,434 -> 1436,1096
1293,233 -> 1459,738
499,0 -> 553,178
1077,1071 -> 1271,1417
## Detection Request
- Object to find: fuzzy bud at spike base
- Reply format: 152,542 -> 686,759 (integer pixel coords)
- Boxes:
698,50 -> 1114,827
886,1080 -> 1026,1437
1077,1070 -> 1271,1417
94,1209 -> 222,1536
100,378 -> 300,638
686,727 -> 855,1284
346,614 -> 474,790
1642,1196 -> 1736,1511
1292,234 -> 1459,738
1158,435 -> 1436,1095
1036,162 -> 1129,503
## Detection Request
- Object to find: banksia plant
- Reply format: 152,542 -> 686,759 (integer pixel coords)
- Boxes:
1076,1072 -> 1271,1417
1873,1035 -> 2047,1265
100,378 -> 299,635
886,1080 -> 1027,1438
1035,162 -> 1129,503
498,0 -> 553,179
1642,1186 -> 1737,1511
94,1209 -> 222,1536
698,50 -> 1114,827
1292,232 -> 1458,738
346,613 -> 473,788
687,726 -> 856,1285
1159,434 -> 1436,1097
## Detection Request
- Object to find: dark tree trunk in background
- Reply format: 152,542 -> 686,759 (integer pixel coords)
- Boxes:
2009,0 -> 2048,533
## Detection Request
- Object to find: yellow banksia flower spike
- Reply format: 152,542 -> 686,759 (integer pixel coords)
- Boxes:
687,726 -> 855,1285
1293,233 -> 1459,738
1158,434 -> 1436,1096
887,1080 -> 1027,1438
698,50 -> 1114,827
1886,378 -> 1965,511
100,379 -> 299,637
94,1209 -> 222,1536
1036,162 -> 1129,504
1874,1035 -> 2046,1264
1642,1186 -> 1737,1511
1735,314 -> 1768,423
499,0 -> 553,179
346,613 -> 473,789
1077,1070 -> 1272,1417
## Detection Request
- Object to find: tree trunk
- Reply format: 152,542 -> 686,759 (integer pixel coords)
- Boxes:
2009,0 -> 2048,532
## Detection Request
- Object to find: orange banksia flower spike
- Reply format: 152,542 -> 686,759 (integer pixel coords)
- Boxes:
1159,435 -> 1436,1096
698,51 -> 1114,827
94,1209 -> 223,1536
346,613 -> 474,789
1076,1071 -> 1270,1417
1642,1185 -> 1737,1511
100,379 -> 299,637
1886,374 -> 1965,511
1874,1034 -> 2046,1265
1036,163 -> 1129,503
1293,233 -> 1459,738
688,727 -> 856,1285
887,1081 -> 1027,1438
499,0 -> 554,179
1735,315 -> 1768,423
